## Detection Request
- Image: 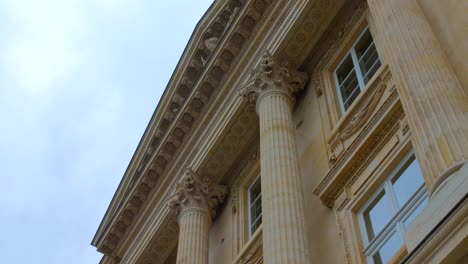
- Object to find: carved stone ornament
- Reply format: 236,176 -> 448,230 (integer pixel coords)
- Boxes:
240,51 -> 308,104
167,168 -> 227,218
205,37 -> 219,52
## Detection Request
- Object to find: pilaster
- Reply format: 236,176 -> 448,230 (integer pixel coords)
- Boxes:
367,0 -> 468,192
367,0 -> 468,257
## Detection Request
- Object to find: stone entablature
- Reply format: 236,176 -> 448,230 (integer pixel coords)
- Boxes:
93,0 -> 468,263
92,0 -> 276,260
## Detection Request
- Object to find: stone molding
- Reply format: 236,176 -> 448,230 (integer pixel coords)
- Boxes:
93,0 -> 276,258
239,51 -> 308,107
138,216 -> 179,264
314,66 -> 404,207
234,227 -> 263,264
308,0 -> 367,97
327,65 -> 391,164
167,168 -> 227,219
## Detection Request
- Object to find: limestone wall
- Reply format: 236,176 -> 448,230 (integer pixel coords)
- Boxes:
419,0 -> 468,93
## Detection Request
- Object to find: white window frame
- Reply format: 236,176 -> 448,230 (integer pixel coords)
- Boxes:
358,151 -> 428,264
248,176 -> 262,237
333,26 -> 381,113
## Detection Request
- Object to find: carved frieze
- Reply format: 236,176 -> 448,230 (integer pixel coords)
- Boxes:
95,0 -> 275,257
284,0 -> 334,60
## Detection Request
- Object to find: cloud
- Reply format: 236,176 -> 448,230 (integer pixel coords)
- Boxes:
1,0 -> 86,95
0,1 -> 215,263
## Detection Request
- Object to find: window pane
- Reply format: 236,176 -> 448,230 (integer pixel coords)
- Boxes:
250,194 -> 262,222
404,197 -> 428,229
336,55 -> 355,85
355,29 -> 381,84
355,30 -> 374,60
250,179 -> 261,204
372,231 -> 403,264
340,76 -> 360,110
336,55 -> 360,110
361,56 -> 381,85
249,178 -> 262,235
392,157 -> 424,208
363,190 -> 394,240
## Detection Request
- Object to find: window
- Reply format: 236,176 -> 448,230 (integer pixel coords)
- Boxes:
334,27 -> 381,112
248,176 -> 262,236
358,153 -> 428,264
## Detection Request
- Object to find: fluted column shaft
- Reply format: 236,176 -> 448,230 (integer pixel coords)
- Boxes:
241,51 -> 311,263
176,206 -> 210,264
367,0 -> 468,191
257,90 -> 311,263
168,169 -> 227,264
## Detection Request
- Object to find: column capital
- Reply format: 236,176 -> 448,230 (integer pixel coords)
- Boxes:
240,51 -> 308,105
167,168 -> 227,218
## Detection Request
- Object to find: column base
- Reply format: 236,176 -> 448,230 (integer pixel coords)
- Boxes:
404,162 -> 468,263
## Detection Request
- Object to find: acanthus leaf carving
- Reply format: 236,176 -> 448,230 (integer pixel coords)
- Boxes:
239,51 -> 308,104
312,72 -> 323,96
167,168 -> 227,218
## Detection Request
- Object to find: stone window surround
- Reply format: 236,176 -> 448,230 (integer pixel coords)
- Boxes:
319,14 -> 376,129
357,150 -> 429,264
231,157 -> 264,263
332,26 -> 381,113
238,160 -> 262,248
248,175 -> 262,237
335,130 -> 417,264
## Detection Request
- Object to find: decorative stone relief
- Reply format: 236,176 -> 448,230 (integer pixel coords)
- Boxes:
205,37 -> 219,52
311,72 -> 323,96
327,66 -> 392,164
336,212 -> 352,264
309,0 -> 367,98
315,67 -> 404,207
339,72 -> 391,140
167,168 -> 227,218
240,51 -> 308,103
231,185 -> 238,213
235,229 -> 263,264
284,0 -> 333,59
96,0 -> 274,256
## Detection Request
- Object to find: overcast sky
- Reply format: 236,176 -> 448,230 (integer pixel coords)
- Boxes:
0,0 -> 214,263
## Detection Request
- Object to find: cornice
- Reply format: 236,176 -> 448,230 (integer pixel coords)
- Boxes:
92,0 -> 276,260
305,0 -> 368,75
121,0 -> 306,258
93,0 -> 351,261
274,0 -> 347,67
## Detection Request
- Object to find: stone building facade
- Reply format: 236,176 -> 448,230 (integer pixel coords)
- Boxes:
92,0 -> 468,263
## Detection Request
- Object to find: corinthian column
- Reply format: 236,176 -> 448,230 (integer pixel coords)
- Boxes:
241,51 -> 311,264
367,0 -> 468,192
167,169 -> 227,264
